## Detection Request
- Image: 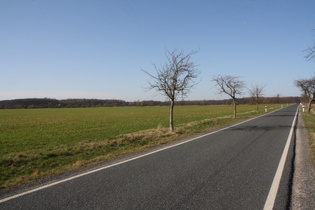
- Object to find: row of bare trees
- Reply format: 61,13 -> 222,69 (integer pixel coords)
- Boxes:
295,34 -> 315,113
144,49 -> 266,131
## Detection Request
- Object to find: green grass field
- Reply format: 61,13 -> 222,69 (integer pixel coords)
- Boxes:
0,104 -> 281,190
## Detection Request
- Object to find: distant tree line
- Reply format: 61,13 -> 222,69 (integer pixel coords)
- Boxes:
0,98 -> 128,109
0,98 -> 60,109
0,96 -> 300,109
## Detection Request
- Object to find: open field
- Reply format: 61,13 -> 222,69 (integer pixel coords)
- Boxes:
0,104 -> 282,190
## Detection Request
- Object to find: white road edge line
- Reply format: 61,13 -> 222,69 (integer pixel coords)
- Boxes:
263,107 -> 298,210
0,107 -> 288,204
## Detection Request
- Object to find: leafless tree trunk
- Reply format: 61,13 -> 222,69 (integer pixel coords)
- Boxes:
144,49 -> 199,131
233,99 -> 237,119
169,99 -> 175,131
295,78 -> 315,113
248,84 -> 266,111
212,75 -> 245,118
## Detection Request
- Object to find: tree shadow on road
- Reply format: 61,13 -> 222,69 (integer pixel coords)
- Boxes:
230,125 -> 291,132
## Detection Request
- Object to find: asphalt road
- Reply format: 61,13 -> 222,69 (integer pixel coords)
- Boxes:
0,104 -> 298,209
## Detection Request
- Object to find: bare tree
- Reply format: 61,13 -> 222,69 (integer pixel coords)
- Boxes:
144,49 -> 199,131
212,75 -> 245,118
294,77 -> 315,113
305,29 -> 315,61
305,43 -> 315,62
248,84 -> 266,112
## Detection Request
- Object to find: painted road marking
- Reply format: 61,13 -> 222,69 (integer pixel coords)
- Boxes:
263,107 -> 298,210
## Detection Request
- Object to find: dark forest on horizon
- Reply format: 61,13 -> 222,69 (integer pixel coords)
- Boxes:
0,96 -> 301,109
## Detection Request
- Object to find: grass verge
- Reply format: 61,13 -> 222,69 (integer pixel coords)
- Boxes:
301,110 -> 315,168
0,105 -> 282,191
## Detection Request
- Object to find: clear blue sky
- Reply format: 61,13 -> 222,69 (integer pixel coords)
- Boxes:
1,0 -> 314,101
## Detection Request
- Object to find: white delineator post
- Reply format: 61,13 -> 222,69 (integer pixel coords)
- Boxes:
302,104 -> 305,113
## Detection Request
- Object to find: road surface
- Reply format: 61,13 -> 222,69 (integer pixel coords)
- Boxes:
0,104 -> 298,209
